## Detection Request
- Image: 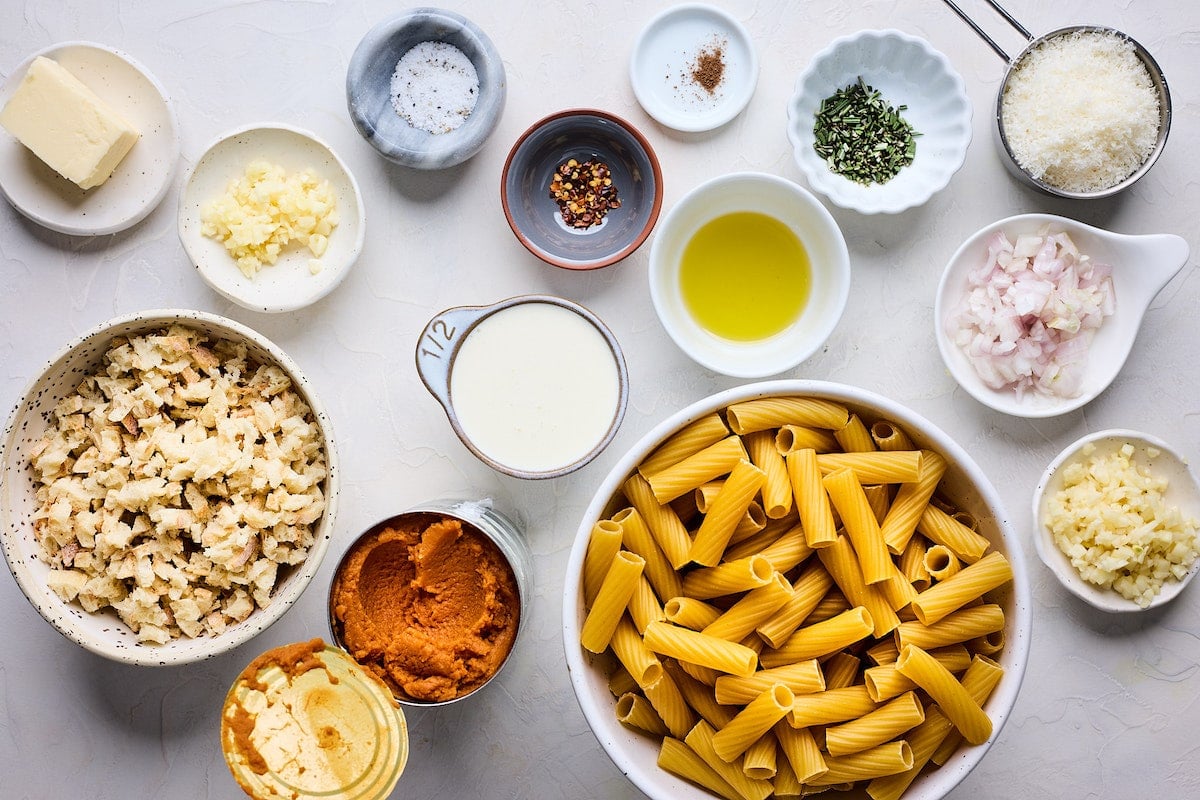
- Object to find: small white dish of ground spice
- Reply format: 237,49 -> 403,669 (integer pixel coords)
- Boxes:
630,4 -> 758,133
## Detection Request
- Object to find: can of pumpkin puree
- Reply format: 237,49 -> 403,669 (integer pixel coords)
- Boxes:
327,498 -> 532,706
219,498 -> 530,797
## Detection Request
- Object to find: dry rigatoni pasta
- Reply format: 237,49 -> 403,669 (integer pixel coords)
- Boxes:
703,573 -> 793,642
756,562 -> 834,647
575,395 -> 1014,799
665,596 -> 723,630
881,451 -> 947,554
640,413 -> 731,478
714,661 -> 825,705
895,644 -> 992,745
690,460 -> 767,565
746,430 -> 793,520
686,720 -> 775,800
658,737 -> 743,800
760,607 -> 874,668
582,519 -> 623,605
612,506 -> 684,602
816,451 -> 922,484
774,721 -> 827,784
624,472 -> 694,569
823,691 -> 925,757
647,436 -> 749,505
910,552 -> 1013,625
581,550 -> 645,653
712,684 -> 796,761
617,692 -> 670,736
870,421 -> 914,452
822,468 -> 893,584
923,544 -> 961,582
834,414 -> 877,453
786,448 -> 838,549
727,397 -> 850,434
644,621 -> 758,677
895,604 -> 1006,650
743,736 -> 778,780
775,424 -> 839,455
916,503 -> 990,564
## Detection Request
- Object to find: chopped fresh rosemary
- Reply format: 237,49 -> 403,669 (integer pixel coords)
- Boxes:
812,77 -> 921,185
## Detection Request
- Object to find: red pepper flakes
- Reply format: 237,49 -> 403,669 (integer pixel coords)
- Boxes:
549,158 -> 621,229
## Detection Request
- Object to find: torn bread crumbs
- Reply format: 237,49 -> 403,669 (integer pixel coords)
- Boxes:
30,325 -> 328,644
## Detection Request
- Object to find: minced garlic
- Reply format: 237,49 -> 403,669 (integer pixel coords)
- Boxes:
1045,441 -> 1199,607
201,160 -> 339,279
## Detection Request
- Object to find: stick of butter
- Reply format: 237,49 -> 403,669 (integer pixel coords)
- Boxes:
0,56 -> 140,190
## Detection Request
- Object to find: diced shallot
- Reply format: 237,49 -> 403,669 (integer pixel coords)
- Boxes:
949,228 -> 1115,399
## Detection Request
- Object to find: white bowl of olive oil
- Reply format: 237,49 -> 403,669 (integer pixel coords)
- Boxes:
648,172 -> 850,377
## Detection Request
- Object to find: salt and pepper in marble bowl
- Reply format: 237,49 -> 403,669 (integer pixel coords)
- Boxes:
346,8 -> 505,170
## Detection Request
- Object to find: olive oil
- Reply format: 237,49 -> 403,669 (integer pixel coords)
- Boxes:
679,211 -> 811,341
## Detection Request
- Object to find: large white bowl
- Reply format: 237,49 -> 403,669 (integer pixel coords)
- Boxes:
935,213 -> 1189,418
649,173 -> 850,378
787,29 -> 971,214
562,380 -> 1032,800
0,310 -> 339,666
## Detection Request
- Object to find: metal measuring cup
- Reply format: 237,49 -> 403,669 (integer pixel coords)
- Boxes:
942,0 -> 1172,199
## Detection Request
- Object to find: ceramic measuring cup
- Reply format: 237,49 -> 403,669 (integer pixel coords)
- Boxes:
415,294 -> 629,479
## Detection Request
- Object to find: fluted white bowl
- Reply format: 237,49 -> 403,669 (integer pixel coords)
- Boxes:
787,29 -> 971,214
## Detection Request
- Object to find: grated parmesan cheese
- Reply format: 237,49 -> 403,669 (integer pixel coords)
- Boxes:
1001,30 -> 1160,193
1045,441 -> 1199,607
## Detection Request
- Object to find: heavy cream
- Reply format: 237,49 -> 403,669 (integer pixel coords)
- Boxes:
450,302 -> 620,474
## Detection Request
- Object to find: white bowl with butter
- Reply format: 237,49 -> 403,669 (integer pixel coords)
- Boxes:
178,123 -> 365,314
0,41 -> 179,235
416,295 -> 630,479
649,172 -> 850,378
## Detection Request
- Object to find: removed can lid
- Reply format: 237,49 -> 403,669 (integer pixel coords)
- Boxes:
221,639 -> 408,800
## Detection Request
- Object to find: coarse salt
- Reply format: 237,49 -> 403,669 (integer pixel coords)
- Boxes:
390,41 -> 479,135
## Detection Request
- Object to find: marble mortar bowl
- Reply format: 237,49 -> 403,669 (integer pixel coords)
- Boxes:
346,7 -> 505,169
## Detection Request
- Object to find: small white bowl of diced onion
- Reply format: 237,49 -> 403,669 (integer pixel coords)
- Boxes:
934,213 -> 1188,418
1033,429 -> 1200,612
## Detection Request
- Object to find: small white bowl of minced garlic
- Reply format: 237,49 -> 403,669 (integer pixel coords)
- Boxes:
1033,430 -> 1200,612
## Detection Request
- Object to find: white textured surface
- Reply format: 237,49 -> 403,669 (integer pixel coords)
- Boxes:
1,1 -> 1198,798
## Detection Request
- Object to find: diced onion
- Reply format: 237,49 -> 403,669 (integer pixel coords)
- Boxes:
948,228 -> 1115,399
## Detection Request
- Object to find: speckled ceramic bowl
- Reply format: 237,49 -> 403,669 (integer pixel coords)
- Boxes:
787,29 -> 972,214
501,109 -> 663,270
346,7 -> 505,169
0,310 -> 338,666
